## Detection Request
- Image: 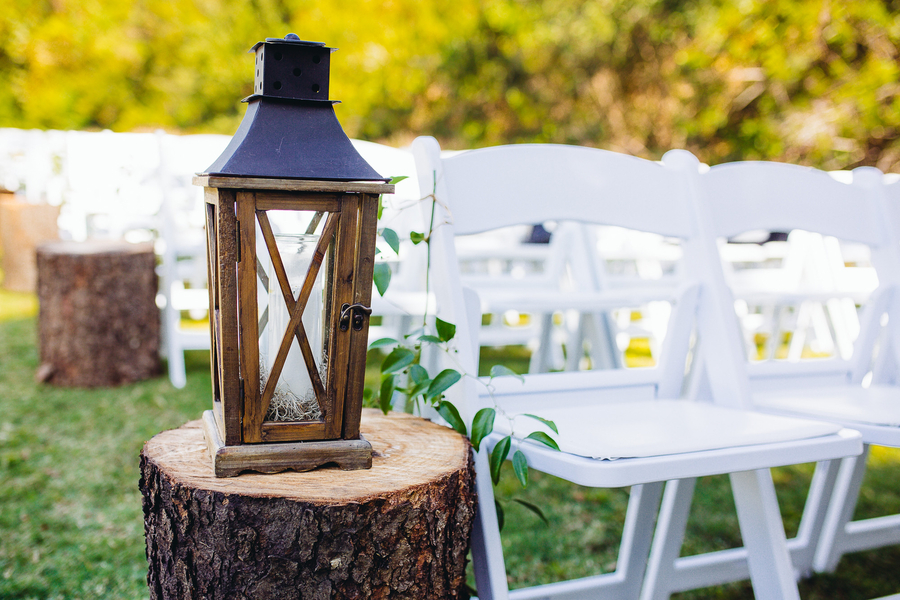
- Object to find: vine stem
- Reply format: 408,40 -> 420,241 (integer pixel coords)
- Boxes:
423,171 -> 439,331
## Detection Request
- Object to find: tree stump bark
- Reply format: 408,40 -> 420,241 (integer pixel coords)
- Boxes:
36,240 -> 161,386
140,410 -> 476,600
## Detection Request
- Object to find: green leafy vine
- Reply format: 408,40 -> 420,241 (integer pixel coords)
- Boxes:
367,175 -> 560,527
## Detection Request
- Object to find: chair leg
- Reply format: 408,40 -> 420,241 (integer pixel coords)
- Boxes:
813,445 -> 871,573
472,448 -> 510,600
471,456 -> 665,600
730,469 -> 800,600
165,309 -> 188,389
614,481 -> 665,600
640,477 -> 697,600
789,459 -> 842,578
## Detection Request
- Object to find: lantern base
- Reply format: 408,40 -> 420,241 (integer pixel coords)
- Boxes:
201,410 -> 372,477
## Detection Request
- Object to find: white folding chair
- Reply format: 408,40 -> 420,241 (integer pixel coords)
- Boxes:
671,159 -> 900,594
156,132 -> 231,388
412,137 -> 862,600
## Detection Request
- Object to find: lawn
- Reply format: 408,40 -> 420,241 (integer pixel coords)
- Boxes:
1,290 -> 899,599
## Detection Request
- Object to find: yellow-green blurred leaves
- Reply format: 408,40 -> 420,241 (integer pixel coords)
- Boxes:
1,0 -> 899,171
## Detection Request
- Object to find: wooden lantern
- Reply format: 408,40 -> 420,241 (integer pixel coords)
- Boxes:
193,35 -> 393,477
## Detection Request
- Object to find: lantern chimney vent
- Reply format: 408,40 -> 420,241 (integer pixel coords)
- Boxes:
248,35 -> 334,102
201,35 -> 386,182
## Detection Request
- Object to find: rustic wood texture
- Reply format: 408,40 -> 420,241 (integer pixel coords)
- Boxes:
193,175 -> 394,195
204,202 -> 223,429
35,240 -> 160,387
1,199 -> 60,292
342,194 -> 379,440
326,196 -> 360,440
141,409 -> 476,600
212,190 -> 242,446
203,411 -> 370,477
237,192 -> 262,443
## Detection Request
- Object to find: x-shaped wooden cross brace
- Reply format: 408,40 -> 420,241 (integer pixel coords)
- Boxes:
255,210 -> 336,419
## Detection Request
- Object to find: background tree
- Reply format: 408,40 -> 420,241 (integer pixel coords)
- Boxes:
1,0 -> 898,170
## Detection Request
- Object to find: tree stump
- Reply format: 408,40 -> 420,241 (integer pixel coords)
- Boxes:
140,410 -> 476,600
0,198 -> 60,292
36,240 -> 161,386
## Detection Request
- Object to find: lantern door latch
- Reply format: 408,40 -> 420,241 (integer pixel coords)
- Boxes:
340,303 -> 372,331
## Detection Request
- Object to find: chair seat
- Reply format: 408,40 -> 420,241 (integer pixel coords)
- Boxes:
488,400 -> 858,488
498,399 -> 843,460
754,385 -> 900,448
755,385 -> 900,427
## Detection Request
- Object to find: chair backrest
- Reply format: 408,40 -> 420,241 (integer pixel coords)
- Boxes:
702,162 -> 886,246
692,160 -> 900,390
411,137 -> 702,421
870,175 -> 900,384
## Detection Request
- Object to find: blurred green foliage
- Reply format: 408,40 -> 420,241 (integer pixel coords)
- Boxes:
1,0 -> 899,170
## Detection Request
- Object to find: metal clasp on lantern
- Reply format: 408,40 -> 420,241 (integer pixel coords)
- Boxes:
340,303 -> 373,332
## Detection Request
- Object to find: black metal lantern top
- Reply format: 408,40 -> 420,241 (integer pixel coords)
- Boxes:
202,34 -> 388,183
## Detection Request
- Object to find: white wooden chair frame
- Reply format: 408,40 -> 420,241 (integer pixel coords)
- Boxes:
646,159 -> 900,599
412,138 -> 862,600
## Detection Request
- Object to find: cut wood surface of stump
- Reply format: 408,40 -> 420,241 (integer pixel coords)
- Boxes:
140,409 -> 476,600
36,240 -> 161,386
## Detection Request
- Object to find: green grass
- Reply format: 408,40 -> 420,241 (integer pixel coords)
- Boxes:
0,315 -> 210,599
491,460 -> 900,599
2,294 -> 900,599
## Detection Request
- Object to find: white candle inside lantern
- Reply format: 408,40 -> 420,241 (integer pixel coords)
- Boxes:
261,233 -> 325,421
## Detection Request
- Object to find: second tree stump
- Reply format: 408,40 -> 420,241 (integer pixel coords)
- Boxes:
36,240 -> 161,386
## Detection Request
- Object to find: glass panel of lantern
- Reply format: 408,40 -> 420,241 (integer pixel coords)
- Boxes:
256,210 -> 330,424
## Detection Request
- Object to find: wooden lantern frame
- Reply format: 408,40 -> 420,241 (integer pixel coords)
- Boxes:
194,175 -> 394,477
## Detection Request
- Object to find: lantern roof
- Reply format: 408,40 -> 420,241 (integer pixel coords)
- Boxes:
200,34 -> 388,183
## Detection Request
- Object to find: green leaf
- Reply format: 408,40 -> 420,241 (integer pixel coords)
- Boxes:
410,231 -> 426,245
426,369 -> 461,401
407,379 -> 432,399
525,431 -> 560,451
406,364 -> 432,398
408,363 -> 430,385
490,436 -> 512,485
522,414 -> 559,434
417,334 -> 443,344
373,262 -> 391,296
436,401 -> 467,436
470,407 -> 496,452
379,375 -> 395,414
381,347 -> 415,374
495,499 -> 505,532
377,195 -> 384,220
368,337 -> 399,350
490,364 -> 524,382
435,318 -> 456,342
512,499 -> 549,525
389,175 -> 409,185
382,228 -> 400,255
512,450 -> 528,487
